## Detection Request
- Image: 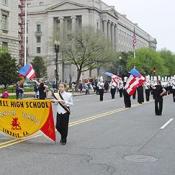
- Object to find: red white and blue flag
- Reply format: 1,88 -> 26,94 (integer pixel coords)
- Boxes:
125,68 -> 145,95
19,64 -> 36,80
104,72 -> 122,86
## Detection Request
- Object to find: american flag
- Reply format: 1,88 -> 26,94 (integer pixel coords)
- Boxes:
125,68 -> 145,95
19,64 -> 36,80
104,72 -> 122,86
132,28 -> 137,49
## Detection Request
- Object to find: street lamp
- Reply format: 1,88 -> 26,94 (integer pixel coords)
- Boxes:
118,56 -> 122,75
54,40 -> 60,89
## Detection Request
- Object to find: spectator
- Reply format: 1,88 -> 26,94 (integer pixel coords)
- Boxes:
2,88 -> 9,99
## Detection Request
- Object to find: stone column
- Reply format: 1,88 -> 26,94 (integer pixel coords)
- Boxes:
58,17 -> 64,81
115,23 -> 118,51
111,22 -> 115,48
108,21 -> 111,41
103,20 -> 108,37
71,16 -> 76,33
59,17 -> 64,40
47,16 -> 55,80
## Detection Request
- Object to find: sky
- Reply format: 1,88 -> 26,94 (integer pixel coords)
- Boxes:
103,0 -> 175,52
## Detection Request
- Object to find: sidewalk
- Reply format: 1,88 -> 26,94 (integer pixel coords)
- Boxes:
9,91 -> 96,97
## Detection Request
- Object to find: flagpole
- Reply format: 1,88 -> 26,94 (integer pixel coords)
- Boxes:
24,0 -> 27,65
133,26 -> 136,59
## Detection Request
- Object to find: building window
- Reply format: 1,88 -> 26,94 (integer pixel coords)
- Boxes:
1,12 -> 9,32
36,36 -> 41,43
39,2 -> 44,5
2,0 -> 8,5
36,24 -> 41,32
2,42 -> 8,49
36,47 -> 41,53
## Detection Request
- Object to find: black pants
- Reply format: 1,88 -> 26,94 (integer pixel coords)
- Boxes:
99,89 -> 104,101
133,91 -> 136,99
173,89 -> 175,102
111,88 -> 116,99
123,90 -> 131,108
119,89 -> 123,98
56,113 -> 70,143
155,99 -> 163,115
145,89 -> 150,101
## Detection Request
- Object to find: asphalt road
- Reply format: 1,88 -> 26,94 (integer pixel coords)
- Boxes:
0,92 -> 175,175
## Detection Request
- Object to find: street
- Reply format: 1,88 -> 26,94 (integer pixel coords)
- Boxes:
0,93 -> 175,175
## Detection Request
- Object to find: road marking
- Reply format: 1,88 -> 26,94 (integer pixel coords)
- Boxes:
160,118 -> 174,130
0,100 -> 153,149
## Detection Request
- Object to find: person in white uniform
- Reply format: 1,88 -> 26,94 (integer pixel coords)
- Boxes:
52,83 -> 73,145
172,78 -> 175,102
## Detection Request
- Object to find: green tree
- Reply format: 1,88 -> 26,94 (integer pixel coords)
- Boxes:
0,49 -> 18,87
159,49 -> 175,75
32,56 -> 47,78
109,51 -> 133,76
127,48 -> 168,76
61,27 -> 117,89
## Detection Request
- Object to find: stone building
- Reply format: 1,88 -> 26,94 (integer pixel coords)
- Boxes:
27,0 -> 157,82
0,0 -> 19,60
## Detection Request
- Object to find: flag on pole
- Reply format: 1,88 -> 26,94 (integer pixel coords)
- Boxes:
19,64 -> 36,80
104,72 -> 122,86
125,68 -> 145,95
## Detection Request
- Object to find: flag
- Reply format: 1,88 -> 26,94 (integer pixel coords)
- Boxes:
132,28 -> 137,49
104,72 -> 122,86
125,68 -> 145,95
40,105 -> 56,142
19,64 -> 35,80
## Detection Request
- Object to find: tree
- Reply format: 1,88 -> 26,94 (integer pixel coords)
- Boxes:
159,49 -> 175,75
0,49 -> 19,87
32,56 -> 47,79
61,27 -> 117,89
127,48 -> 168,76
109,51 -> 133,76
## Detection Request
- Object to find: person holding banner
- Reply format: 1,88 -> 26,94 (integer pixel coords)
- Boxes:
52,83 -> 73,145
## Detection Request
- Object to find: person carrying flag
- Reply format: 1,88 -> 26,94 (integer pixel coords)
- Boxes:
124,68 -> 145,107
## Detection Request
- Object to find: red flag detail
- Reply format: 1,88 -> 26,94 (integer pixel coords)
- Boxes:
41,106 -> 56,142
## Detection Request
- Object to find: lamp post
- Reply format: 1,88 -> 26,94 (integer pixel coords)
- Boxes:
118,56 -> 122,75
54,40 -> 60,89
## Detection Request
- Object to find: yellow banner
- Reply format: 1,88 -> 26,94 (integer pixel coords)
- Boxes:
0,99 -> 51,138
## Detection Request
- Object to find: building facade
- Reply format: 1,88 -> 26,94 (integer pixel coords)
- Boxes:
27,0 -> 157,82
0,0 -> 19,60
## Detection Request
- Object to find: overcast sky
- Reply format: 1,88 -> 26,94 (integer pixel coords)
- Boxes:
103,0 -> 175,52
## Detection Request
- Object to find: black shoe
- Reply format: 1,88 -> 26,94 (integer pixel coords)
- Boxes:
60,138 -> 67,145
61,142 -> 66,145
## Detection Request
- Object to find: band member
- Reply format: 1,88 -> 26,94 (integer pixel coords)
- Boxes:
53,83 -> 73,145
118,80 -> 123,98
137,85 -> 144,104
145,81 -> 151,101
172,78 -> 175,102
123,88 -> 131,108
97,77 -> 104,101
152,80 -> 166,116
110,81 -> 116,99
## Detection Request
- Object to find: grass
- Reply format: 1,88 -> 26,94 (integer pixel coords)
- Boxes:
0,87 -> 33,93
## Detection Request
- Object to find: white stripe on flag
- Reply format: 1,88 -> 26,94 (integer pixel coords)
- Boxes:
26,69 -> 35,79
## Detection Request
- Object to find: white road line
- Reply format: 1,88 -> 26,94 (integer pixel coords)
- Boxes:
160,118 -> 174,130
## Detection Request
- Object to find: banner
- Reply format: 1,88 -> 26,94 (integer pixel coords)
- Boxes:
0,99 -> 55,141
